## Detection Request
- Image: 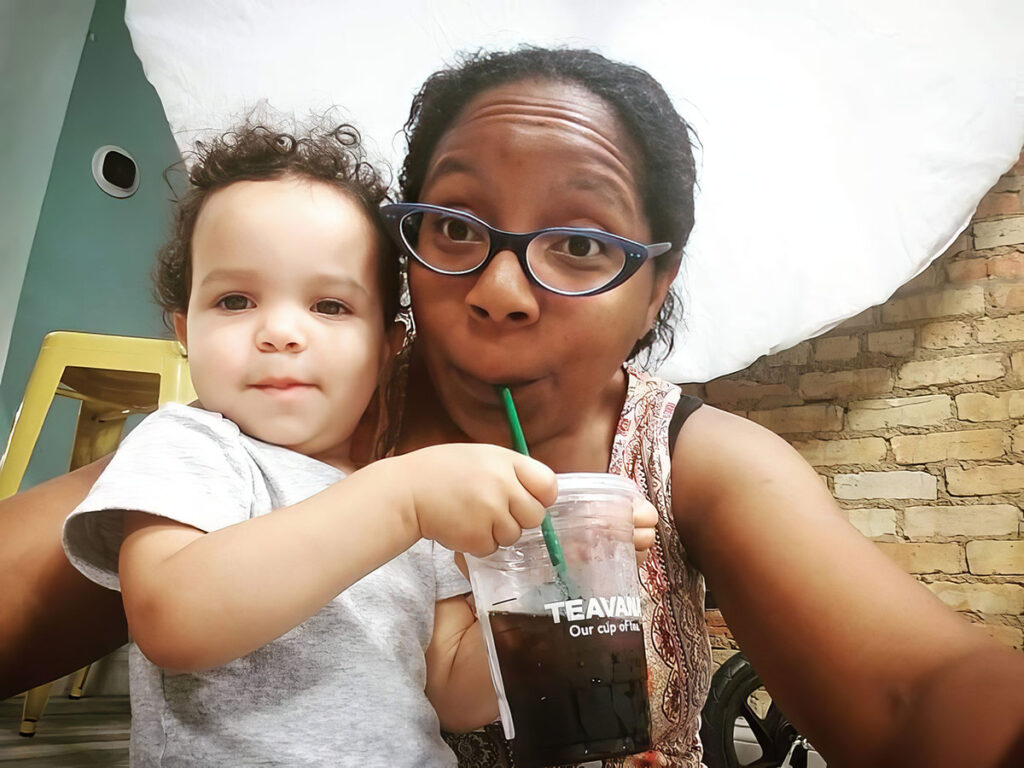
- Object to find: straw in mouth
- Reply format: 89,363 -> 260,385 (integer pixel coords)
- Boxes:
497,386 -> 578,599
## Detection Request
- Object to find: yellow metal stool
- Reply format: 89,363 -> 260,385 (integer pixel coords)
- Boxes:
0,331 -> 195,736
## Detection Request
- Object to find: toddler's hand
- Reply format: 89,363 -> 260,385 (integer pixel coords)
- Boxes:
396,444 -> 557,557
633,498 -> 658,565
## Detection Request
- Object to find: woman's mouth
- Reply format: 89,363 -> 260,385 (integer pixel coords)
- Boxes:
449,365 -> 542,405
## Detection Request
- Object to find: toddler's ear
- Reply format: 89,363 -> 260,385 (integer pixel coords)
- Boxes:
172,312 -> 188,349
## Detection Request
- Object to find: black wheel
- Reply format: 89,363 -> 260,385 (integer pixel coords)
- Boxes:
701,652 -> 807,768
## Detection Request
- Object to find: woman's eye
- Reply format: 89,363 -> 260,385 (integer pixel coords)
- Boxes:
217,295 -> 253,310
440,217 -> 482,243
312,299 -> 347,316
558,235 -> 604,258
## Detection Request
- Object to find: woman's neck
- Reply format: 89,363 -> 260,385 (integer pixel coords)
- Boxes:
398,359 -> 627,473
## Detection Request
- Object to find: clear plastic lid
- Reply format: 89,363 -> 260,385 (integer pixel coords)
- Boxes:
551,472 -> 641,507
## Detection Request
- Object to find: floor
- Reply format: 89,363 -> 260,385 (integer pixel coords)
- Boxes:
0,696 -> 129,767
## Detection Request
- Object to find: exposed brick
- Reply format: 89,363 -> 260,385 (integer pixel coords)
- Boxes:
947,464 -> 1024,495
989,283 -> 1024,310
891,429 -> 1004,464
943,231 -> 973,256
896,353 -> 1005,389
834,471 -> 937,500
975,191 -> 1022,219
903,504 -> 1019,538
814,335 -> 860,361
711,648 -> 739,667
867,329 -> 915,356
925,581 -> 1024,614
799,368 -> 893,400
747,405 -> 843,434
977,315 -> 1024,343
974,217 -> 1024,249
966,541 -> 1024,575
847,395 -> 951,430
765,342 -> 810,367
1013,351 -> 1024,378
847,507 -> 897,538
976,623 -> 1023,650
1013,425 -> 1024,453
875,542 -> 965,574
988,252 -> 1024,279
942,585 -> 1024,617
918,320 -> 973,349
992,174 -> 1023,193
946,258 -> 988,283
955,391 -> 1024,422
894,267 -> 943,297
704,379 -> 793,407
834,307 -> 881,331
881,286 -> 984,323
792,437 -> 886,466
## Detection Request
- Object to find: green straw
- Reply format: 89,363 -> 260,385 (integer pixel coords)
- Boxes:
497,386 -> 574,594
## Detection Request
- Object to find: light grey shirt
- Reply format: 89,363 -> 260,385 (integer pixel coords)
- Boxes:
63,403 -> 469,767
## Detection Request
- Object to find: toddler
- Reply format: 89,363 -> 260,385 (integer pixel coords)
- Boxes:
62,122 -> 559,767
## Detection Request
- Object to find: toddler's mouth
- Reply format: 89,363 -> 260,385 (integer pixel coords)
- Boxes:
251,378 -> 314,391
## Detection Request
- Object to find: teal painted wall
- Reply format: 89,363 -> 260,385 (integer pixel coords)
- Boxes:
0,0 -> 94,382
0,0 -> 182,490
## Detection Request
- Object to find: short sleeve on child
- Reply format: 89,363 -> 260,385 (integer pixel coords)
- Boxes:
432,543 -> 471,601
63,404 -> 255,591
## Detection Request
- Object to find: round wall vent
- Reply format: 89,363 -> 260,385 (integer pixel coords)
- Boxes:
92,145 -> 139,198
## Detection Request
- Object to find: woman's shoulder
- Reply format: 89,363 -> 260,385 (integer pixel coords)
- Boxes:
669,405 -> 829,525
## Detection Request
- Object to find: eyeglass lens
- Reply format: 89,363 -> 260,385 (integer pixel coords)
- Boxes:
400,210 -> 628,294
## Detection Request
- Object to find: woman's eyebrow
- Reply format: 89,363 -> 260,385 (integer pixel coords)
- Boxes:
425,155 -> 476,182
563,174 -> 637,215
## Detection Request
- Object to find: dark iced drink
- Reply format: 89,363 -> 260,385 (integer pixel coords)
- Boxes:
489,610 -> 651,767
466,473 -> 651,767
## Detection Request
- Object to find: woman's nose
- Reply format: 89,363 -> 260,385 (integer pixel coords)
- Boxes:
464,250 -> 540,326
256,308 -> 307,352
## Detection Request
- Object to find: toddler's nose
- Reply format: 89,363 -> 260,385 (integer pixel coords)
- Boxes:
256,308 -> 307,352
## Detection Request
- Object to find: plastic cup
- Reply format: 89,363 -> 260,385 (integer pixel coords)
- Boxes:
466,473 -> 652,768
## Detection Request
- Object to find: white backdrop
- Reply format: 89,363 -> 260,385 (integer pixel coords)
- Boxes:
125,0 -> 1024,383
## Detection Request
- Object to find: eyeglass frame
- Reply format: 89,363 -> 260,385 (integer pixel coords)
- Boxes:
380,202 -> 674,297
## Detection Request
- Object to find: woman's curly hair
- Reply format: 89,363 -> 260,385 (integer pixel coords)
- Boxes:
399,47 -> 698,366
153,122 -> 396,330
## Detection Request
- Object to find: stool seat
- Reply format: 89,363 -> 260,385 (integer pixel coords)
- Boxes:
0,330 -> 194,735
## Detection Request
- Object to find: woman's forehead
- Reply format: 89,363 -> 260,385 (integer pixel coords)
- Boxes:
422,79 -> 645,218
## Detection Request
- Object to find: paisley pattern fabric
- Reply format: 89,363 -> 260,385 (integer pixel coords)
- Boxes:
444,366 -> 711,768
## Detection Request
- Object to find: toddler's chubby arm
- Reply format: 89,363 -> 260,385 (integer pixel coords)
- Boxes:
424,500 -> 660,732
119,444 -> 557,672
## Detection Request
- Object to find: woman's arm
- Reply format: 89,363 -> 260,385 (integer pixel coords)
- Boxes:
671,405 -> 1023,768
424,595 -> 498,732
0,456 -> 126,698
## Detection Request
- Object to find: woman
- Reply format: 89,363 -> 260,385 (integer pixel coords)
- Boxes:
2,47 -> 1022,768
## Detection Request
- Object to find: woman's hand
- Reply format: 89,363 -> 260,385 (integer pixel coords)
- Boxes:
633,498 -> 658,565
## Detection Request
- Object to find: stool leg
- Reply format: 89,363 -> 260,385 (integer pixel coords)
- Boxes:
18,681 -> 54,737
0,352 -> 63,498
67,665 -> 91,699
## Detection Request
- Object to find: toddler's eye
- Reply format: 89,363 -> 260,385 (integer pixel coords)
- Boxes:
313,299 -> 348,316
217,295 -> 253,310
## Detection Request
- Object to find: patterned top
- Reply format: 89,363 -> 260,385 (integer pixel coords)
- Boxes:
443,366 -> 712,768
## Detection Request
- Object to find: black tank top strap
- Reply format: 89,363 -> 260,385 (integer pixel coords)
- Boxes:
668,394 -> 702,460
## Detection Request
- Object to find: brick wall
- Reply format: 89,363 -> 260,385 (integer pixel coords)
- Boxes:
691,151 -> 1024,666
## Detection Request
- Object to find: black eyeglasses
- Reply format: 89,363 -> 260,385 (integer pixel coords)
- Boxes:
381,203 -> 673,297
